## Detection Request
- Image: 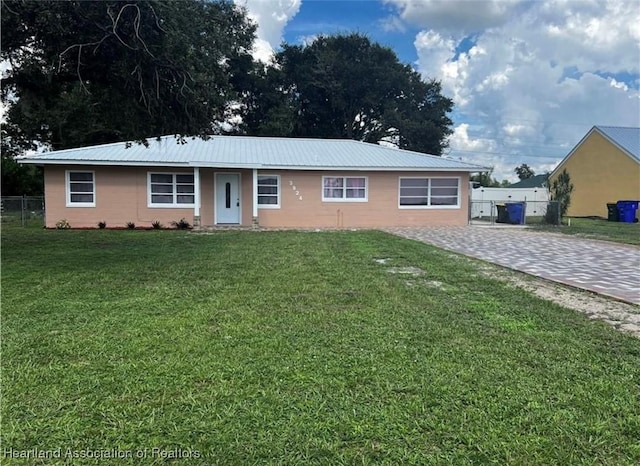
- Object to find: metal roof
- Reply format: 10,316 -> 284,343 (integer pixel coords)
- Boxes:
551,125 -> 640,178
595,126 -> 640,162
18,135 -> 485,172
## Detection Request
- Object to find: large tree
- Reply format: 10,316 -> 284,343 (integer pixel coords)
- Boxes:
514,163 -> 535,180
0,129 -> 43,195
242,34 -> 454,155
1,0 -> 256,153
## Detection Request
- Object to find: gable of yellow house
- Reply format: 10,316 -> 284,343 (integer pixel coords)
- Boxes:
549,126 -> 640,218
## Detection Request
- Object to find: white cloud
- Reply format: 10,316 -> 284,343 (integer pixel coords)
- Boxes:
297,34 -> 318,47
379,15 -> 406,33
234,0 -> 302,62
413,31 -> 455,78
250,38 -> 277,63
448,123 -> 496,153
410,0 -> 640,181
384,0 -> 523,34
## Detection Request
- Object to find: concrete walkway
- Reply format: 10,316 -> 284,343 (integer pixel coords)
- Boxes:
384,226 -> 640,305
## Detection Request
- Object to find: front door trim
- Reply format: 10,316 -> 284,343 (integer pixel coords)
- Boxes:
214,172 -> 242,224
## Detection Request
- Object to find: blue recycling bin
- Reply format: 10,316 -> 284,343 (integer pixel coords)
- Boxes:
616,200 -> 639,223
505,202 -> 525,225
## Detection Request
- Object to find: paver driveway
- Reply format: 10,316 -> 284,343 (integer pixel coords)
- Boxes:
384,226 -> 640,305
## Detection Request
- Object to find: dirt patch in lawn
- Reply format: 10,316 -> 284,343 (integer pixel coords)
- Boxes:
387,266 -> 425,276
478,263 -> 640,339
375,255 -> 639,338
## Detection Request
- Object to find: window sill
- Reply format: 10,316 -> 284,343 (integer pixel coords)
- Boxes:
147,204 -> 195,209
322,199 -> 368,203
398,205 -> 460,210
66,203 -> 96,208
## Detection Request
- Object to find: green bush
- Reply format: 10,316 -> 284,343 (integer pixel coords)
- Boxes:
55,219 -> 70,229
550,169 -> 574,218
171,218 -> 192,230
543,202 -> 560,225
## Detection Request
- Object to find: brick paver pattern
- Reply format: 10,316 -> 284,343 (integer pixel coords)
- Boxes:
384,226 -> 640,305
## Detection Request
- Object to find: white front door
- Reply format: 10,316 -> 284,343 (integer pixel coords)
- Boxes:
215,173 -> 241,224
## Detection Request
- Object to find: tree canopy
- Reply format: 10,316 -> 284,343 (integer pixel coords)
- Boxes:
514,163 -> 535,180
242,34 -> 454,155
1,0 -> 256,151
470,168 -> 510,188
0,129 -> 42,196
1,9 -> 457,194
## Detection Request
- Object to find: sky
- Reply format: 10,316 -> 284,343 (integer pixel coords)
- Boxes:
234,0 -> 640,182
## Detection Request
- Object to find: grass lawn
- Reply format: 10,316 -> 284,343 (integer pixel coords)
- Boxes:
2,227 -> 639,465
531,217 -> 640,246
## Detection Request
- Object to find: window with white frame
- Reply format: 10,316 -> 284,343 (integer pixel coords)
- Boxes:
257,174 -> 280,208
322,176 -> 367,202
399,177 -> 459,208
148,173 -> 195,207
66,171 -> 95,207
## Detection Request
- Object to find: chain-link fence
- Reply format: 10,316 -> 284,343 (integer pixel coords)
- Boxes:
1,196 -> 45,227
470,200 -> 561,226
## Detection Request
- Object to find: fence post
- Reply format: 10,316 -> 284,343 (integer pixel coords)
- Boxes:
21,195 -> 26,227
490,201 -> 494,225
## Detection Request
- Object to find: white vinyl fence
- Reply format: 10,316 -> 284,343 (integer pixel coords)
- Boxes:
470,187 -> 550,220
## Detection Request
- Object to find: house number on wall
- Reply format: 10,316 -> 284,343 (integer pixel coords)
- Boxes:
289,180 -> 303,201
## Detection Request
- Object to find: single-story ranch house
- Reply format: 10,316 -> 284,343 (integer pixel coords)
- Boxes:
18,136 -> 485,229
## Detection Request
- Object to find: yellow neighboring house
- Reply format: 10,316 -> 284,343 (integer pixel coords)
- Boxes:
549,126 -> 640,218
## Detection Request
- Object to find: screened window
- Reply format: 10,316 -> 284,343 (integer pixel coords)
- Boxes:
322,176 -> 367,202
148,173 -> 195,207
257,175 -> 280,208
399,177 -> 459,208
66,171 -> 95,207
